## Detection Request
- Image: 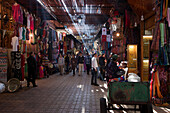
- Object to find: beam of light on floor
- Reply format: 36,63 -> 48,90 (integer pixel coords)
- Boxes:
100,88 -> 104,92
82,106 -> 85,113
103,83 -> 108,89
160,107 -> 170,112
153,109 -> 158,113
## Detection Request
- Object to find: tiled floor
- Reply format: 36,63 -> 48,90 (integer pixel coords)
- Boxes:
0,72 -> 169,113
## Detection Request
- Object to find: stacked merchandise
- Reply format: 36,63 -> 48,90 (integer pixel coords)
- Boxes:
150,0 -> 170,106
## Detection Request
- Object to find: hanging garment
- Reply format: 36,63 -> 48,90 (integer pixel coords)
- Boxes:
23,10 -> 27,26
154,71 -> 163,98
12,4 -> 21,22
159,23 -> 165,47
151,23 -> 160,51
18,7 -> 23,24
19,27 -> 23,40
26,28 -> 30,40
167,8 -> 170,27
107,35 -> 111,42
22,27 -> 26,40
158,67 -> 168,96
27,14 -> 31,29
102,35 -> 107,42
11,36 -> 19,51
102,28 -> 107,35
30,15 -> 34,31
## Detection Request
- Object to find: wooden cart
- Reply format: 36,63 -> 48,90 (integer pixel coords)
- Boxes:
100,82 -> 153,113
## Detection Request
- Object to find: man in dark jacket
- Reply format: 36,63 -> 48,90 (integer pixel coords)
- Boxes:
65,54 -> 70,74
78,52 -> 84,76
71,54 -> 77,76
85,53 -> 91,75
27,52 -> 37,87
99,54 -> 106,79
106,54 -> 119,82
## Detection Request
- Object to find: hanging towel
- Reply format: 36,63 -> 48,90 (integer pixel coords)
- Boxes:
167,8 -> 170,27
160,23 -> 165,47
155,71 -> 163,98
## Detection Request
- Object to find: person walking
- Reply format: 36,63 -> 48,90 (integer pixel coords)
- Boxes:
91,53 -> 99,86
78,52 -> 84,76
65,53 -> 70,74
86,53 -> 91,75
71,54 -> 77,76
99,54 -> 106,80
27,52 -> 38,87
58,54 -> 64,75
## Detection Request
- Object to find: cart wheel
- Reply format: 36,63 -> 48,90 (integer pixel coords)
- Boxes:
100,98 -> 107,113
140,103 -> 153,113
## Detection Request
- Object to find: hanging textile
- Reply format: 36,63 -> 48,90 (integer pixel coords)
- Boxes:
107,35 -> 111,42
160,23 -> 165,47
30,15 -> 34,31
102,28 -> 107,35
102,35 -> 106,42
12,4 -> 21,23
19,27 -> 23,40
151,23 -> 160,51
167,8 -> 170,27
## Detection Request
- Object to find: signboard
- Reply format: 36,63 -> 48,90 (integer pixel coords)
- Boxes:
11,52 -> 22,80
0,48 -> 8,83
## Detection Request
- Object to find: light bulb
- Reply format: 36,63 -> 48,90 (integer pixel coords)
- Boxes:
141,15 -> 144,21
134,22 -> 137,27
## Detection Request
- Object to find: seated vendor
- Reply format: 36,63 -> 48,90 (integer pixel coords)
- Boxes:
106,54 -> 125,82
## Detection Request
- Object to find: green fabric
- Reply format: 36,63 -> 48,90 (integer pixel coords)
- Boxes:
160,23 -> 164,47
22,27 -> 26,40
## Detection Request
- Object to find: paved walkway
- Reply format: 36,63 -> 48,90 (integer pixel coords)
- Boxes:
0,72 -> 169,113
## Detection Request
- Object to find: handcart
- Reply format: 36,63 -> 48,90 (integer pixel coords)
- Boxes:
100,82 -> 153,113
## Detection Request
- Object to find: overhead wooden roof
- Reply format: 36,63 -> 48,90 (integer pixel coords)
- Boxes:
13,0 -> 154,39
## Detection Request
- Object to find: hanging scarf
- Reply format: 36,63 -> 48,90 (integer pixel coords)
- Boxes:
160,23 -> 165,47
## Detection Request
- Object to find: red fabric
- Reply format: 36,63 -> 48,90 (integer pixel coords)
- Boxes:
102,35 -> 107,42
125,10 -> 130,27
43,30 -> 46,38
30,15 -> 34,31
12,4 -> 21,22
114,11 -> 119,16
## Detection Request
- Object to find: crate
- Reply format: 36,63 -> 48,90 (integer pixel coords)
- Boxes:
108,82 -> 150,104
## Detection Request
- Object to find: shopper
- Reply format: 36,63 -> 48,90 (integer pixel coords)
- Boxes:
58,54 -> 64,75
85,53 -> 91,75
99,54 -> 106,80
65,53 -> 70,74
78,52 -> 84,76
91,53 -> 99,86
71,54 -> 77,76
27,52 -> 37,87
106,54 -> 122,82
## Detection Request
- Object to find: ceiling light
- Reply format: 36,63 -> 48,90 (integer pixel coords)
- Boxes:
77,16 -> 82,23
141,15 -> 144,21
134,22 -> 137,27
116,33 -> 120,37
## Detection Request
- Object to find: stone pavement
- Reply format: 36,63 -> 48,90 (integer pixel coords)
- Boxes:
0,72 -> 169,113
